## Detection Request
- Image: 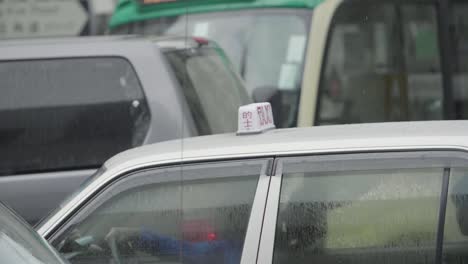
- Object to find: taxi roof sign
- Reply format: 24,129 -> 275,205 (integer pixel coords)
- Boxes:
237,102 -> 275,135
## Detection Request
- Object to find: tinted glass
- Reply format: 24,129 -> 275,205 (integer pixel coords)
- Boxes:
401,6 -> 442,119
452,3 -> 468,118
0,203 -> 64,264
52,160 -> 264,264
164,47 -> 250,135
112,9 -> 310,128
443,168 -> 468,264
317,3 -> 442,125
0,57 -> 150,176
274,158 -> 443,264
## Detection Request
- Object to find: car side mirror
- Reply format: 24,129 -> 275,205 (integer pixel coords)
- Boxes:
73,235 -> 94,247
62,235 -> 93,251
58,235 -> 96,259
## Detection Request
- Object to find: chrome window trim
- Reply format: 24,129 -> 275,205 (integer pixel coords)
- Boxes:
39,145 -> 468,238
241,160 -> 273,264
257,161 -> 283,264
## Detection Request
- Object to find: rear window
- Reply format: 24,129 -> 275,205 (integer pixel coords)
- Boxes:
0,57 -> 150,176
164,46 -> 251,135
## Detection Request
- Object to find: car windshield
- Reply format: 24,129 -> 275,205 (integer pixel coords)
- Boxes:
112,9 -> 311,127
164,46 -> 251,135
0,203 -> 66,264
35,167 -> 108,231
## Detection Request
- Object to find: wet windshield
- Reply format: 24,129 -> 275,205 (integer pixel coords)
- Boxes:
0,203 -> 65,264
113,9 -> 311,127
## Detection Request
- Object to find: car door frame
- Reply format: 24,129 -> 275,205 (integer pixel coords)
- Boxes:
40,147 -> 468,264
256,150 -> 468,263
43,157 -> 274,264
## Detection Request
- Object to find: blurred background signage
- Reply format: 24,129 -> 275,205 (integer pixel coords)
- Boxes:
0,0 -> 116,39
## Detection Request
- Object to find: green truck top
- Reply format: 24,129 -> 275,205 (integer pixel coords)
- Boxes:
110,0 -> 324,28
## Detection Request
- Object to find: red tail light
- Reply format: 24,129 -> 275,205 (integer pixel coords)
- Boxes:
183,219 -> 217,242
207,232 -> 217,241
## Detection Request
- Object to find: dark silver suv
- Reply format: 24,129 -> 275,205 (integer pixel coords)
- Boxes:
0,36 -> 250,225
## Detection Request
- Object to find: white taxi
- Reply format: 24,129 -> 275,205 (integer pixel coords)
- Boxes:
38,103 -> 468,264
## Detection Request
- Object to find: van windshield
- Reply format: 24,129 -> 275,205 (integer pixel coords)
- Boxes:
112,9 -> 311,127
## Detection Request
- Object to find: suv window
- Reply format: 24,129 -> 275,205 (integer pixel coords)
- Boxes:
52,160 -> 266,264
273,154 -> 448,264
317,3 -> 442,125
164,47 -> 250,135
0,57 -> 150,176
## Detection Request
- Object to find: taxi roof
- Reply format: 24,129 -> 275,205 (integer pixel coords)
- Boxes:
105,121 -> 468,174
38,121 -> 468,236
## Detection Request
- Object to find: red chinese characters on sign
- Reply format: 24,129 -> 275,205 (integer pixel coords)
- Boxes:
237,102 -> 274,134
242,111 -> 253,129
257,105 -> 273,126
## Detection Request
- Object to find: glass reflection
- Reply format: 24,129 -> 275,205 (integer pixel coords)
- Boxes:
274,168 -> 443,264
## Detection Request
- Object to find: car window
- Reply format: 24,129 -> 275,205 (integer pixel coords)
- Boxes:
164,47 -> 251,135
51,160 -> 267,264
317,3 -> 442,125
273,153 -> 448,264
401,5 -> 442,116
0,57 -> 150,176
443,167 -> 468,263
452,3 -> 468,118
